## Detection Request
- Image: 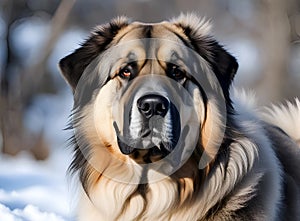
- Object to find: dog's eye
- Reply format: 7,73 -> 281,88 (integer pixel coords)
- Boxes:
168,65 -> 186,82
118,64 -> 136,80
119,67 -> 132,79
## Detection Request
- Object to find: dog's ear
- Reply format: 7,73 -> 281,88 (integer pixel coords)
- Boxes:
171,14 -> 238,93
59,17 -> 130,91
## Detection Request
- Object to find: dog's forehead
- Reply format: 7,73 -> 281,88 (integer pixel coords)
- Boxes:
111,22 -> 191,63
116,21 -> 185,42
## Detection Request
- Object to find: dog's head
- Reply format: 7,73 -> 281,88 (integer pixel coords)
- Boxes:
60,14 -> 238,186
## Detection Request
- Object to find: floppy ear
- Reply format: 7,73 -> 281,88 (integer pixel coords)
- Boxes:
171,14 -> 238,95
59,17 -> 130,91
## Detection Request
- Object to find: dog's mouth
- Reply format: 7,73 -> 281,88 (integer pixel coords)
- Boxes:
117,137 -> 171,163
114,122 -> 180,162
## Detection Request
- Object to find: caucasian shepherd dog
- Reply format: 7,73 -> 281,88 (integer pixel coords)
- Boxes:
59,14 -> 300,221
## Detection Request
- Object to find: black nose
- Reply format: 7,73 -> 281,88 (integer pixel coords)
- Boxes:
137,94 -> 169,118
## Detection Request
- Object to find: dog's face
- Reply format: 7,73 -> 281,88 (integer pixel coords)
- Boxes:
60,14 -> 238,186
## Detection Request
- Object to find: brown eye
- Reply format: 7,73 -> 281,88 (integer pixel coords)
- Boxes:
118,65 -> 135,80
168,65 -> 186,82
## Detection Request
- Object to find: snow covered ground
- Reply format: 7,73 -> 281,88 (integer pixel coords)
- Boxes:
0,89 -> 76,221
0,150 -> 75,221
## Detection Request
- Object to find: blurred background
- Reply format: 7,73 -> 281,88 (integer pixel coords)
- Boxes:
0,0 -> 299,220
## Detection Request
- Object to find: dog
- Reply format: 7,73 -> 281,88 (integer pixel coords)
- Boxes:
59,14 -> 300,221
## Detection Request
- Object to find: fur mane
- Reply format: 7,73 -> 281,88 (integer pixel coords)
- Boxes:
72,97 -> 267,220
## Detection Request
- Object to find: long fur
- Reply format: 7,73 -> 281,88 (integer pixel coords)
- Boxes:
59,14 -> 300,221
262,98 -> 300,144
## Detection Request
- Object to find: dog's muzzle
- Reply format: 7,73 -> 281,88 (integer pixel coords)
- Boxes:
114,93 -> 181,160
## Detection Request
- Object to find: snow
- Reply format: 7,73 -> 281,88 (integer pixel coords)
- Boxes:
0,150 -> 75,221
0,204 -> 65,221
0,90 -> 76,220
